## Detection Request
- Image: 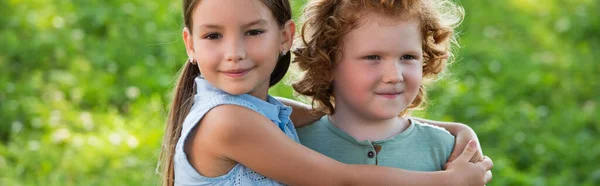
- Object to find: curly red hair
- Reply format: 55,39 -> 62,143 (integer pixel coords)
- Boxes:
292,0 -> 464,116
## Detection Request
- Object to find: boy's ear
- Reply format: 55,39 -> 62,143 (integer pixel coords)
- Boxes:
280,20 -> 296,52
182,27 -> 195,59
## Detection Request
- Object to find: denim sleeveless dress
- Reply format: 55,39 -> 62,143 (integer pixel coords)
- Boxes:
173,76 -> 300,186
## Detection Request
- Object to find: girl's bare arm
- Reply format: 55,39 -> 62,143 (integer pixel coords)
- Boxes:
276,97 -> 324,128
189,105 -> 492,186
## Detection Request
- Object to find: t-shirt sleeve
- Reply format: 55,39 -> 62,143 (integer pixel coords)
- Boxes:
416,121 -> 456,169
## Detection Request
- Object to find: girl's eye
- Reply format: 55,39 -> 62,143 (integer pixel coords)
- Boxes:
245,29 -> 265,36
401,55 -> 416,60
365,55 -> 381,60
203,33 -> 222,40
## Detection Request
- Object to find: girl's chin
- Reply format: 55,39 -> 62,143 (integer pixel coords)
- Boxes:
220,87 -> 251,95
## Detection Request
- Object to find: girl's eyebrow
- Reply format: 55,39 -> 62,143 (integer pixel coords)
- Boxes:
197,19 -> 267,30
242,19 -> 267,28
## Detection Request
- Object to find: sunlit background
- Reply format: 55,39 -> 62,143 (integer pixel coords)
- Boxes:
1,0 -> 598,185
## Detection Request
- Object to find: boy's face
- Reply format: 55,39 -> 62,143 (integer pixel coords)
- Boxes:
333,13 -> 423,121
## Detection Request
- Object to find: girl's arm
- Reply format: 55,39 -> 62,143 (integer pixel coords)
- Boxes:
276,97 -> 324,128
409,117 -> 484,163
189,105 -> 492,186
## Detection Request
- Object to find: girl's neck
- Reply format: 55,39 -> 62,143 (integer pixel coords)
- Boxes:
246,82 -> 270,101
329,108 -> 410,142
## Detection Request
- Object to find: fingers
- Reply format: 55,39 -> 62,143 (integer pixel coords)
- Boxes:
480,157 -> 493,184
484,170 -> 493,183
479,156 -> 494,171
469,149 -> 484,163
447,140 -> 466,163
456,140 -> 478,162
447,150 -> 461,163
447,154 -> 458,163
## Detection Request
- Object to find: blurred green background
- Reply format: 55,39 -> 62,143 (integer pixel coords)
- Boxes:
1,0 -> 598,185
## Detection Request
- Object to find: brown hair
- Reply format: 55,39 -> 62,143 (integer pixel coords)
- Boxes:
159,0 -> 292,185
293,0 -> 464,116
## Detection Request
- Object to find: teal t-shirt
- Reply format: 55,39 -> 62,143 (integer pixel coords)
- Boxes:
297,116 -> 455,171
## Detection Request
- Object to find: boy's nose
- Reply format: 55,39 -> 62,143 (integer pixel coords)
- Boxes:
382,62 -> 403,84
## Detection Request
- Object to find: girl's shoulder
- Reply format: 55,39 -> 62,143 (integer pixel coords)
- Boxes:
186,76 -> 293,141
175,104 -> 285,185
200,104 -> 274,139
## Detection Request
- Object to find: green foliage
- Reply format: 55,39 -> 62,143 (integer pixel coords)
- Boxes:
1,0 -> 598,185
423,1 -> 600,185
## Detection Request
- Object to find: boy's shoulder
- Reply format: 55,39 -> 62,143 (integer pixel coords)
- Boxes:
407,119 -> 455,166
296,115 -> 346,146
409,119 -> 455,144
296,115 -> 330,134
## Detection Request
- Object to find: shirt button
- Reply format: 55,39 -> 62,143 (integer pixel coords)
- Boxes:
367,151 -> 375,158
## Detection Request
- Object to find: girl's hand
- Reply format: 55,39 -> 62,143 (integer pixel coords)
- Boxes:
445,140 -> 493,186
447,124 -> 485,163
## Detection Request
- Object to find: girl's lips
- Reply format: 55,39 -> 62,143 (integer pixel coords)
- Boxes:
221,68 -> 253,78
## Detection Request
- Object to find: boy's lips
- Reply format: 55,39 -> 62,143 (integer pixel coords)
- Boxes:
375,91 -> 403,99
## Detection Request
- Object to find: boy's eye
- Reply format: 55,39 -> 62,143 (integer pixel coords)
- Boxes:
365,55 -> 381,60
203,33 -> 222,40
245,29 -> 265,36
400,55 -> 416,60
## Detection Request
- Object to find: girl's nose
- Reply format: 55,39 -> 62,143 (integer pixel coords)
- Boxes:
224,37 -> 246,62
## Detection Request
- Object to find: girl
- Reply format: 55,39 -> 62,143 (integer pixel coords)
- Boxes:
160,0 -> 492,185
293,0 -> 477,172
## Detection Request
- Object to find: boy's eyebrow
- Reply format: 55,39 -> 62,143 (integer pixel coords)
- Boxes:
357,49 -> 422,56
197,19 -> 268,30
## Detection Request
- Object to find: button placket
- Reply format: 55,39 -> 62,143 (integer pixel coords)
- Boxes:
364,145 -> 376,164
373,145 -> 382,165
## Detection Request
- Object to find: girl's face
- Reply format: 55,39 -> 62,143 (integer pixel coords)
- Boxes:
183,0 -> 294,100
333,13 -> 423,121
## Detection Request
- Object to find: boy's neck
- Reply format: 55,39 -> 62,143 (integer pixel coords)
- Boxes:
329,111 -> 410,142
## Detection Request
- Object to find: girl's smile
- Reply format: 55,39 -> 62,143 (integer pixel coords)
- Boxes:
220,67 -> 256,78
182,0 -> 294,99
